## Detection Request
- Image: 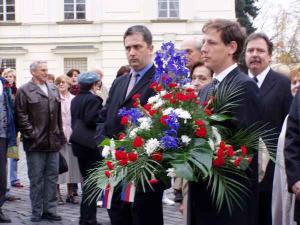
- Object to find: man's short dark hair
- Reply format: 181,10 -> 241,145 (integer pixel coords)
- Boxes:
123,25 -> 153,46
202,19 -> 246,61
244,32 -> 273,55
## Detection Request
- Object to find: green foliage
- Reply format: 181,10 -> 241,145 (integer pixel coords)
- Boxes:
235,0 -> 259,34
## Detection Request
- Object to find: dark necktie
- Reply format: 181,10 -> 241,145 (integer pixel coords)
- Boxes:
207,78 -> 219,98
126,73 -> 140,98
253,76 -> 258,83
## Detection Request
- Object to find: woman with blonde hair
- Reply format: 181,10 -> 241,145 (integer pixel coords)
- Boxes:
54,75 -> 81,204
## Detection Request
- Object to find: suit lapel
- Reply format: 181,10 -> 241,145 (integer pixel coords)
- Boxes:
122,65 -> 155,104
28,81 -> 48,98
260,70 -> 276,97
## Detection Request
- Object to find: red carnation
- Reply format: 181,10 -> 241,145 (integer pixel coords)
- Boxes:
156,85 -> 163,92
216,148 -> 225,158
226,145 -> 235,157
160,115 -> 169,125
115,150 -> 127,160
119,159 -> 128,166
195,127 -> 207,138
170,98 -> 177,104
106,161 -> 114,170
204,108 -> 212,116
133,101 -> 139,108
150,82 -> 158,89
128,152 -> 138,162
105,170 -> 111,178
195,120 -> 205,126
149,109 -> 157,116
219,140 -> 226,150
143,103 -> 152,111
132,93 -> 141,100
132,136 -> 144,148
162,93 -> 173,100
241,145 -> 247,156
186,87 -> 194,92
212,157 -> 225,167
168,83 -> 177,88
121,116 -> 129,125
176,93 -> 189,102
118,132 -> 126,140
151,153 -> 163,161
149,179 -> 159,184
234,157 -> 242,167
187,92 -> 197,99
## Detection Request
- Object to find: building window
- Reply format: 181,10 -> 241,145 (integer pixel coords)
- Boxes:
158,0 -> 179,18
1,58 -> 16,69
64,58 -> 87,74
0,0 -> 15,21
64,0 -> 86,20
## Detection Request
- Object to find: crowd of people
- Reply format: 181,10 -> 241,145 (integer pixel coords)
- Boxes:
0,18 -> 300,225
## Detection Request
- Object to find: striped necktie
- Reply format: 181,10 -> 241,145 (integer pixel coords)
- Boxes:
125,73 -> 140,98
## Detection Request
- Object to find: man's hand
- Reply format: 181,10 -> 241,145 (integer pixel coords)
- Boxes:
292,180 -> 300,200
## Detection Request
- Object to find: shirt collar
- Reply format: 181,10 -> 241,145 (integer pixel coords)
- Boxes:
213,63 -> 238,83
131,63 -> 153,78
248,66 -> 270,88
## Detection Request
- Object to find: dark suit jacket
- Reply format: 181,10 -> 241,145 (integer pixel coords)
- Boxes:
258,69 -> 292,192
285,90 -> 300,222
189,67 -> 262,225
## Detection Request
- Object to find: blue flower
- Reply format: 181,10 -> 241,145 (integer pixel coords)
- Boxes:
153,41 -> 190,87
160,135 -> 178,150
165,112 -> 179,130
164,129 -> 177,137
118,107 -> 144,124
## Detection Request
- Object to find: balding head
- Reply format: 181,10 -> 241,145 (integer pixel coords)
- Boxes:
90,67 -> 104,80
181,37 -> 203,70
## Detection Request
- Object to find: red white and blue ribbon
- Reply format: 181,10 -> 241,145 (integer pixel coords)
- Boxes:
102,184 -> 114,209
121,182 -> 136,202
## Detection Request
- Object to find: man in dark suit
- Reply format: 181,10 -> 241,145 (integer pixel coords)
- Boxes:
188,19 -> 262,225
285,90 -> 300,225
98,25 -> 165,225
244,32 -> 293,225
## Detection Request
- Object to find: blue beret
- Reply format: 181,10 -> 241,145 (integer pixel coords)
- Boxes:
77,72 -> 100,84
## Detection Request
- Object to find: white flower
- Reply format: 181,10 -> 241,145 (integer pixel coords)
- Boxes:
181,135 -> 191,145
166,168 -> 176,178
153,99 -> 164,109
175,108 -> 191,120
138,117 -> 152,130
110,139 -> 115,151
148,94 -> 160,104
144,138 -> 160,156
160,90 -> 167,96
208,126 -> 222,151
129,128 -> 139,138
102,145 -> 110,158
163,107 -> 175,115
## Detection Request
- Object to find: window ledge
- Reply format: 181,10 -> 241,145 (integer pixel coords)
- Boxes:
150,19 -> 187,23
0,22 -> 22,26
56,20 -> 93,25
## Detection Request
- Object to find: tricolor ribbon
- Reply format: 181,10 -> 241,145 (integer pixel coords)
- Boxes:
121,181 -> 136,202
102,184 -> 114,209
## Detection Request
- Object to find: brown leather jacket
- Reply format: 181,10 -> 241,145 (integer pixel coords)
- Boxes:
15,81 -> 66,152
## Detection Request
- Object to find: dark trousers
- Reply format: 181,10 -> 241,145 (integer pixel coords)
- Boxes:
108,189 -> 164,225
77,156 -> 101,225
258,191 -> 272,225
0,138 -> 7,208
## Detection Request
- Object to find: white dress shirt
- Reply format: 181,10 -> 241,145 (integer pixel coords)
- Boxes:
213,63 -> 238,84
0,81 -> 3,96
248,66 -> 270,88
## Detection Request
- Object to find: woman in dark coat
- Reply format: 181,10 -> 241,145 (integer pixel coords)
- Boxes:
70,71 -> 103,225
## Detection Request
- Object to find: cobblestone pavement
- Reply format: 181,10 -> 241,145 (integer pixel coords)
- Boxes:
2,145 -> 183,225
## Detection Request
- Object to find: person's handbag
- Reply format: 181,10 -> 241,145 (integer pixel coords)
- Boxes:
59,152 -> 68,174
69,119 -> 97,150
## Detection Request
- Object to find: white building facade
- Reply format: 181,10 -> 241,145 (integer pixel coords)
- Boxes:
0,0 -> 235,86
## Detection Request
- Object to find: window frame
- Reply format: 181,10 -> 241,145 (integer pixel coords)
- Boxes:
64,0 -> 86,21
1,58 -> 16,70
157,0 -> 180,19
0,0 -> 15,22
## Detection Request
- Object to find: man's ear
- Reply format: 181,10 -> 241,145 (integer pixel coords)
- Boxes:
228,41 -> 238,56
